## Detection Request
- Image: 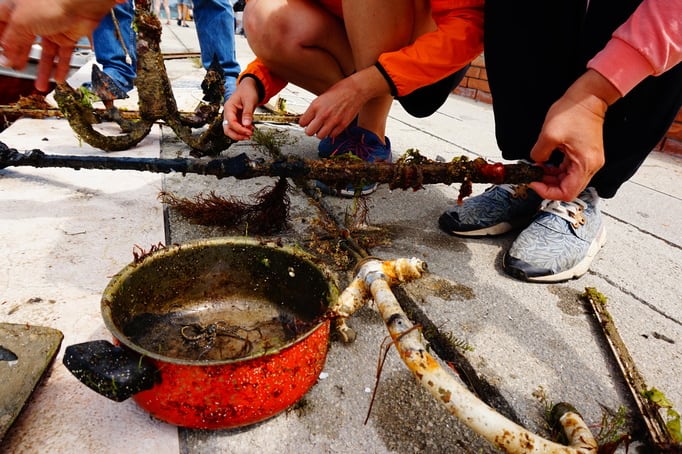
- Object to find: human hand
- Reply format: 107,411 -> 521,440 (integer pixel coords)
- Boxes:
0,0 -> 121,91
299,67 -> 389,139
222,77 -> 260,140
299,77 -> 364,139
529,69 -> 621,201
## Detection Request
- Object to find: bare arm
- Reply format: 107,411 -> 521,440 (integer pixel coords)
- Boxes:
529,0 -> 681,201
529,69 -> 621,201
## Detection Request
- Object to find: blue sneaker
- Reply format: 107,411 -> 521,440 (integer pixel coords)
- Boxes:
503,188 -> 606,282
316,126 -> 392,197
318,118 -> 358,158
438,184 -> 542,236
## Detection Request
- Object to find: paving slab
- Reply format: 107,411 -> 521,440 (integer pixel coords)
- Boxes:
0,323 -> 63,440
1,20 -> 680,454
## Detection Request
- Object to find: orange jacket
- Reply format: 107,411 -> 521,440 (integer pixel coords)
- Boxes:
240,0 -> 484,104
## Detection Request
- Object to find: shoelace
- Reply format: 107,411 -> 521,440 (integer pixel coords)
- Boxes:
324,130 -> 353,152
330,132 -> 374,161
493,183 -> 531,199
539,188 -> 598,226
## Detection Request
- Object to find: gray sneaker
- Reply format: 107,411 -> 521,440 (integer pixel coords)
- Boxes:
503,188 -> 606,283
438,184 -> 542,236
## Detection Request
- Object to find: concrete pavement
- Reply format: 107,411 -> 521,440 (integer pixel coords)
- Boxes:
1,19 -> 681,454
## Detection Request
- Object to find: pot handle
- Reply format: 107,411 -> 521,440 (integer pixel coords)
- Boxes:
63,340 -> 160,402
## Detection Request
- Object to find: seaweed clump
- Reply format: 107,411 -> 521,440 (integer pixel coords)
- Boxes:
159,177 -> 290,234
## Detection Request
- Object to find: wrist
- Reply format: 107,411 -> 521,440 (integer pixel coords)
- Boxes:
563,69 -> 621,118
238,74 -> 265,103
373,62 -> 397,97
572,69 -> 621,106
350,66 -> 393,102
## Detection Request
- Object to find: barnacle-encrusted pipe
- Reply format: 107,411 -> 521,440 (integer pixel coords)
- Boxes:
345,257 -> 598,454
331,257 -> 427,318
328,257 -> 427,343
0,147 -> 542,189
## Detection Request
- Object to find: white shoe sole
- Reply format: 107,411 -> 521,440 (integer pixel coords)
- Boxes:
450,222 -> 514,237
526,224 -> 607,283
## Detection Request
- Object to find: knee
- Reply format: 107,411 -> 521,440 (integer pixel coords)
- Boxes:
243,3 -> 298,60
241,7 -> 261,42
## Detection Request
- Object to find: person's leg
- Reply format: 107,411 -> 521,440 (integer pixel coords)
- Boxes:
341,0 -> 430,141
484,0 -> 682,197
164,0 -> 172,23
157,0 -> 171,24
489,0 -> 682,198
245,0 -> 365,181
445,1 -> 592,281
192,0 -> 241,98
244,0 -> 354,97
440,0 -> 581,233
154,0 -> 170,24
91,0 -> 137,93
246,0 -> 433,140
440,1 -> 583,276
483,0 -> 682,282
187,1 -> 194,21
334,0 -> 436,196
180,3 -> 188,25
484,0 -> 584,162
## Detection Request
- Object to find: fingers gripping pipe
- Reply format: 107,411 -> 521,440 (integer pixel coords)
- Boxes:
330,257 -> 598,454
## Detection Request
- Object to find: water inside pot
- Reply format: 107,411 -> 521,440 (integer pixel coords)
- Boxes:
104,239 -> 336,366
122,291 -> 320,362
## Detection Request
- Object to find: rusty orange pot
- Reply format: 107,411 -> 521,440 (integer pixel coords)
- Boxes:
64,237 -> 337,429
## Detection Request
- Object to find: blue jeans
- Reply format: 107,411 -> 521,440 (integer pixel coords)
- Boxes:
91,1 -> 137,93
92,0 -> 241,100
192,0 -> 241,99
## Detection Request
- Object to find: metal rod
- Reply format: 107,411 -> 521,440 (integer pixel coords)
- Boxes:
0,142 -> 544,190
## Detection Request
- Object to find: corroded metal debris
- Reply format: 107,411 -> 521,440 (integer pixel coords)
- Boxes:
0,323 -> 64,440
0,143 -> 543,191
0,103 -> 300,125
53,0 -> 233,155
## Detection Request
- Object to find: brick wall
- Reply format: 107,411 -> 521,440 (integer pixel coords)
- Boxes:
453,54 -> 682,156
660,109 -> 682,155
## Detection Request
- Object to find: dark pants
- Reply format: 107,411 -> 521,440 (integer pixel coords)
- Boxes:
484,0 -> 682,198
397,65 -> 470,118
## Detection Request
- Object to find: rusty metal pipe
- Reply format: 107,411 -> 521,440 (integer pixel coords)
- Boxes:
0,143 -> 543,190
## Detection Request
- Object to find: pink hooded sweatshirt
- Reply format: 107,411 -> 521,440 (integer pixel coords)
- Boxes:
588,0 -> 682,96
